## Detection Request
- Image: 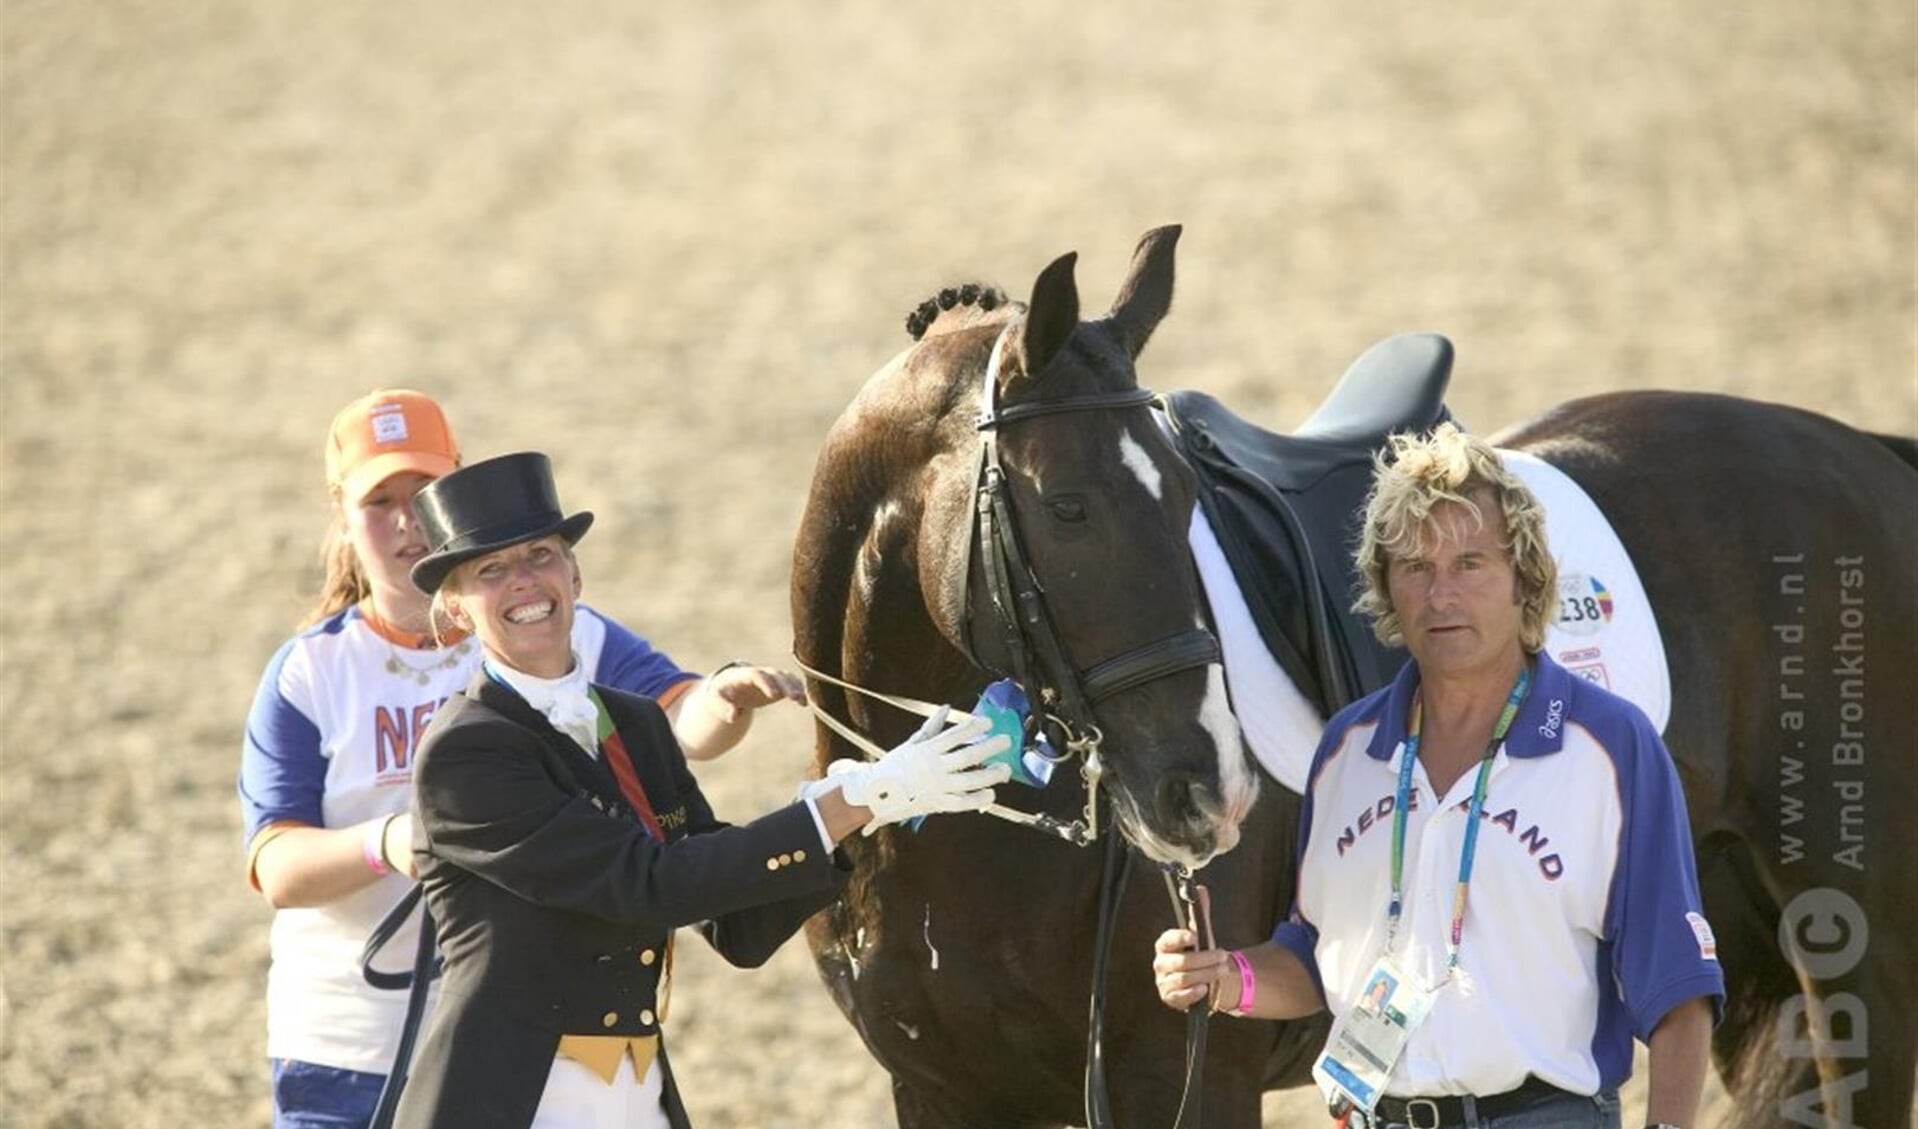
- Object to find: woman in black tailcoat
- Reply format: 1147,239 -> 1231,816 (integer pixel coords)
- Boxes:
392,453 -> 1008,1129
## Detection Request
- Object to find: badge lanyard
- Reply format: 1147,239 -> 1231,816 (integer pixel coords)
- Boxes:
1384,664 -> 1532,981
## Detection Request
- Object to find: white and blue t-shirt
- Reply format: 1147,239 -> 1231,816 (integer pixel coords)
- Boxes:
1273,651 -> 1723,1098
237,603 -> 695,1074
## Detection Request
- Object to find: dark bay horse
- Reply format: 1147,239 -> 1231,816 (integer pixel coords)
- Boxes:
791,226 -> 1917,1127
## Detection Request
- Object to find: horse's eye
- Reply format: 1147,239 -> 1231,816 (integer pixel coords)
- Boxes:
1046,496 -> 1088,523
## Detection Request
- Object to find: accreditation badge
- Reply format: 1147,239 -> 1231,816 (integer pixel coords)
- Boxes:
1311,956 -> 1434,1116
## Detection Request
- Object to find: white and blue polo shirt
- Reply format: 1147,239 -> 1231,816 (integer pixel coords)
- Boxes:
237,603 -> 694,1074
1273,651 -> 1723,1098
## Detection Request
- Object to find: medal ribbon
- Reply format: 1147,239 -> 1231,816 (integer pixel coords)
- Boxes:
589,688 -> 665,842
1385,663 -> 1532,977
484,665 -> 666,841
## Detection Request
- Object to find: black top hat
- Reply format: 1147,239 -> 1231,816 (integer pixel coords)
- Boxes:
409,452 -> 594,594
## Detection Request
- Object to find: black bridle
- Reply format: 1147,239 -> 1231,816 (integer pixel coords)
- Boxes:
797,321 -> 1224,849
960,320 -> 1221,1129
958,320 -> 1222,776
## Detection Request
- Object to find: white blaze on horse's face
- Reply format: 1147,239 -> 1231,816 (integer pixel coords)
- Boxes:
1120,650 -> 1258,871
1117,432 -> 1164,501
1198,662 -> 1257,838
1098,426 -> 1258,870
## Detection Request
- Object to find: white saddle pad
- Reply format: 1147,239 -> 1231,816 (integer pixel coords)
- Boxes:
1192,450 -> 1672,795
1504,449 -> 1672,729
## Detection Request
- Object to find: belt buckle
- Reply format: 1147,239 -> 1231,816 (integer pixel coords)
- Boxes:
1405,1098 -> 1444,1129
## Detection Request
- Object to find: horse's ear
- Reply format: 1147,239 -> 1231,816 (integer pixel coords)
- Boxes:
1007,251 -> 1080,386
1108,224 -> 1181,358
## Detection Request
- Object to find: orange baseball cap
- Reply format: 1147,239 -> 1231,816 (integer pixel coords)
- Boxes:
324,389 -> 461,503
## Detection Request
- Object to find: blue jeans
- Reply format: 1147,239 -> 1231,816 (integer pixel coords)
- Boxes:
1373,1088 -> 1620,1129
270,1058 -> 386,1129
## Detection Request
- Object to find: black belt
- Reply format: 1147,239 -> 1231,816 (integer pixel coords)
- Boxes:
1374,1077 -> 1574,1128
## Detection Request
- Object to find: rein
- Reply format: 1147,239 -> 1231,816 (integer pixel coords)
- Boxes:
792,657 -> 1102,844
1162,866 -> 1215,1129
362,886 -> 440,1129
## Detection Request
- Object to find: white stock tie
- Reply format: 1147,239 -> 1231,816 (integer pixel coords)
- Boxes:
489,656 -> 600,756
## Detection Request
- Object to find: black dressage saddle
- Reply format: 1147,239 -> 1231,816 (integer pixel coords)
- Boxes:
1162,333 -> 1455,717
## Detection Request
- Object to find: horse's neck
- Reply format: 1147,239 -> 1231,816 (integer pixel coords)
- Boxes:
796,471 -> 973,749
796,366 -> 995,758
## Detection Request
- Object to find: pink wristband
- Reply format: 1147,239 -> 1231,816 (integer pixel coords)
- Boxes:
1228,949 -> 1255,1016
363,816 -> 394,876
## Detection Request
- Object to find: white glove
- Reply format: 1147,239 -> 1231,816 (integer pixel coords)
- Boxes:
819,707 -> 1011,833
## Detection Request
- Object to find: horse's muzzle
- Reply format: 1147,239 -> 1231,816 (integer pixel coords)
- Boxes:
1120,766 -> 1257,870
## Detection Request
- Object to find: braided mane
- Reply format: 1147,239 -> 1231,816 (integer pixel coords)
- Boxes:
904,283 -> 1010,340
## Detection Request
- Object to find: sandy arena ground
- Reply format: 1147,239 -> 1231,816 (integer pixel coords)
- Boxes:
3,2 -> 1912,1126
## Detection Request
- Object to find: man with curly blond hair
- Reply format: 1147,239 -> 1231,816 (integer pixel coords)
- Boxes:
1156,425 -> 1721,1129
1352,425 -> 1560,656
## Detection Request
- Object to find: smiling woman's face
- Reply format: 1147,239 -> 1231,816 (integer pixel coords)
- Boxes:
442,534 -> 581,678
